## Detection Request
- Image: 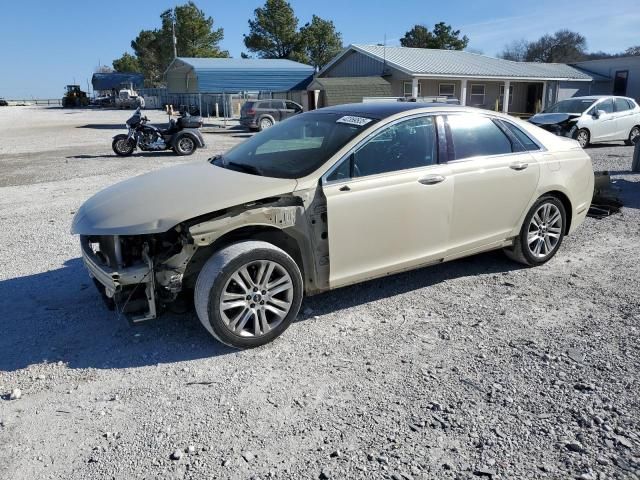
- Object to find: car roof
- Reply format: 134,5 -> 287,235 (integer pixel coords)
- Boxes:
309,102 -> 454,120
563,95 -> 633,101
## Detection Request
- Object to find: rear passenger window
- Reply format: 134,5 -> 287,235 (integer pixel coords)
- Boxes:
447,115 -> 513,160
615,98 -> 631,112
501,121 -> 540,151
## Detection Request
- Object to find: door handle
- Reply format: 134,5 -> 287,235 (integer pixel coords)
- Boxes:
339,185 -> 351,192
510,162 -> 529,171
418,175 -> 445,185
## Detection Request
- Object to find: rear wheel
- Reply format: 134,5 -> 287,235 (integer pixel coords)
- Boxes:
576,129 -> 590,148
624,126 -> 640,146
504,195 -> 566,266
258,117 -> 274,131
174,136 -> 196,156
112,135 -> 135,156
194,241 -> 303,349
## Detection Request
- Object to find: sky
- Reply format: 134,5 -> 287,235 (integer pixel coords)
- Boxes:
1,0 -> 638,98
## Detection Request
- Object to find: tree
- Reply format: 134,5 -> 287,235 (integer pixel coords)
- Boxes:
525,30 -> 586,63
112,53 -> 141,73
112,1 -> 228,87
625,45 -> 640,56
299,15 -> 343,70
400,23 -> 469,50
244,0 -> 304,60
498,39 -> 529,62
95,65 -> 114,73
499,30 -> 587,63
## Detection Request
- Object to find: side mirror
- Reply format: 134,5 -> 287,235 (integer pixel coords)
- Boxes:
593,109 -> 605,119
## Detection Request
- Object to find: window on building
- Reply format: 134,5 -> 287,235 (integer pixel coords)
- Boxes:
499,84 -> 513,105
470,84 -> 486,105
439,83 -> 455,98
447,115 -> 513,161
403,81 -> 422,97
613,71 -> 628,96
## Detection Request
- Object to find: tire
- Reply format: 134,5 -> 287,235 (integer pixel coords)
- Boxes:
504,195 -> 567,266
194,241 -> 303,349
112,134 -> 135,156
258,117 -> 274,131
576,129 -> 590,148
624,126 -> 640,146
174,136 -> 197,156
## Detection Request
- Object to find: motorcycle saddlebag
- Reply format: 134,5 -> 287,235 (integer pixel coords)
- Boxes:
178,116 -> 203,129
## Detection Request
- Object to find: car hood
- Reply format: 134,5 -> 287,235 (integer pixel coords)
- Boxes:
529,112 -> 581,126
71,161 -> 298,235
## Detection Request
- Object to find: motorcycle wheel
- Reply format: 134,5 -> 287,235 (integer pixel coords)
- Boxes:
112,135 -> 136,157
174,136 -> 197,156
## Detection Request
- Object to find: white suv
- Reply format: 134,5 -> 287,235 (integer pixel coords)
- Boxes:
530,95 -> 640,148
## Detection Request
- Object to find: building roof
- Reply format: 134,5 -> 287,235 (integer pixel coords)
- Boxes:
92,72 -> 144,91
321,45 -> 600,81
167,57 -> 315,93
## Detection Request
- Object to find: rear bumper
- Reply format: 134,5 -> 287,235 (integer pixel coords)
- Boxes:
80,236 -> 157,322
239,117 -> 258,128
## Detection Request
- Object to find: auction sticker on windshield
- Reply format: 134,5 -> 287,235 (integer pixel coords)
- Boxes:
336,116 -> 373,126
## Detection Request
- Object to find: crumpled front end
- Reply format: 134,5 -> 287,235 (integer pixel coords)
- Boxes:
80,228 -> 196,323
529,113 -> 581,139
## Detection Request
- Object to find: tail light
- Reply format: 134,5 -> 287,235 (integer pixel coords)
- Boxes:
247,108 -> 256,115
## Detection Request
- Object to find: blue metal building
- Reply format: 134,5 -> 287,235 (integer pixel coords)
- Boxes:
164,57 -> 314,93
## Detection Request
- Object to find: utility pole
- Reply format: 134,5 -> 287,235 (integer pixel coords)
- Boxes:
172,7 -> 178,59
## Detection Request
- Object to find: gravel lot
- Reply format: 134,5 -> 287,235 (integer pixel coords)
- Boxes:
0,106 -> 639,480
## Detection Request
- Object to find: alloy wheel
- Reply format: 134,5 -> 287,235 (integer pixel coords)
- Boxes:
260,118 -> 273,130
527,203 -> 563,259
576,130 -> 589,148
219,260 -> 294,337
178,137 -> 194,154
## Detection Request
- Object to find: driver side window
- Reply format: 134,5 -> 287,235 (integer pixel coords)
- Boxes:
327,116 -> 437,181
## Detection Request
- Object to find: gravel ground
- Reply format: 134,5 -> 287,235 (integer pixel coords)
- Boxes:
0,106 -> 639,480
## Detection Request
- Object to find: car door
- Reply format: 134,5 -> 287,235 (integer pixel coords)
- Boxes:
281,101 -> 301,120
614,97 -> 636,139
322,115 -> 453,288
587,98 -> 618,141
443,114 -> 540,257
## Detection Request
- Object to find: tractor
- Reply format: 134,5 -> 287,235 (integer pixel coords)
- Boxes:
62,85 -> 89,108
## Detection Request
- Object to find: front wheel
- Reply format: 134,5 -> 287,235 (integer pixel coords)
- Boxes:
504,195 -> 566,266
194,241 -> 303,349
575,129 -> 590,148
112,135 -> 135,156
174,136 -> 196,156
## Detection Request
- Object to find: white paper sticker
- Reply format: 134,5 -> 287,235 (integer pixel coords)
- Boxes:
336,115 -> 373,127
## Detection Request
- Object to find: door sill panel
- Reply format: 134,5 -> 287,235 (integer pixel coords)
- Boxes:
329,255 -> 445,290
443,240 -> 512,263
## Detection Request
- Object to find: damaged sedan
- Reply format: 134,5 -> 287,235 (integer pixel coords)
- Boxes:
529,95 -> 640,148
72,103 -> 594,348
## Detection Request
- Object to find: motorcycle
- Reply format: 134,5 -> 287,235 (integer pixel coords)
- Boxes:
112,108 -> 205,157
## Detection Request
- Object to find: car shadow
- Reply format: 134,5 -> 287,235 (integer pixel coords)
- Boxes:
66,152 -> 174,159
0,251 -> 522,372
615,179 -> 640,210
77,124 -> 125,130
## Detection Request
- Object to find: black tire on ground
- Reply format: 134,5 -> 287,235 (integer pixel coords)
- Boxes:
575,129 -> 590,148
258,117 -> 274,131
504,195 -> 567,267
112,134 -> 136,156
194,241 -> 303,349
174,136 -> 197,156
624,126 -> 640,146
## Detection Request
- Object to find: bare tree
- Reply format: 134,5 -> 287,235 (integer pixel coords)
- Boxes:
498,39 -> 529,62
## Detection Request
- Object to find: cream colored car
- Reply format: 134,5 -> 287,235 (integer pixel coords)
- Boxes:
72,103 -> 594,348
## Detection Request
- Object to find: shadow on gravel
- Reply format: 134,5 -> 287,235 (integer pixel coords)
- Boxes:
0,250 -> 523,372
300,250 -> 522,318
0,258 -> 233,372
77,124 -> 124,130
66,152 -> 174,159
615,179 -> 640,210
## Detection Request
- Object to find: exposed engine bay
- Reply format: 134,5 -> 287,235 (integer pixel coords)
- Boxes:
528,113 -> 581,138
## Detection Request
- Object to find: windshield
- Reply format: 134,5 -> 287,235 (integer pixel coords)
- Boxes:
543,99 -> 596,114
211,112 -> 377,179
